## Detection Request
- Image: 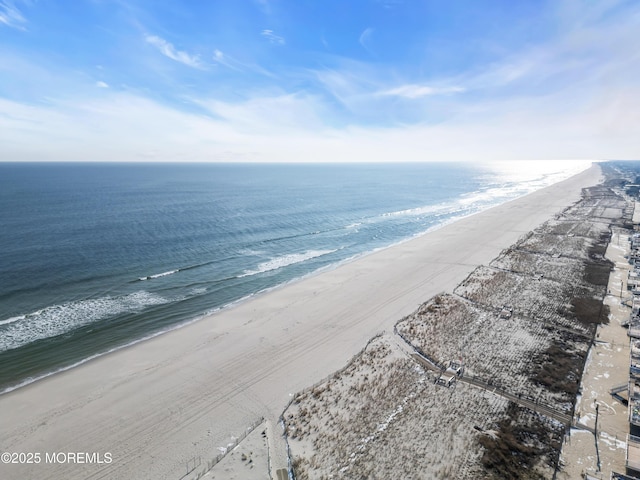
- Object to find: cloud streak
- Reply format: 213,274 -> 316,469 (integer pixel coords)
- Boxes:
211,49 -> 276,77
378,84 -> 465,98
145,35 -> 203,69
212,49 -> 244,71
0,0 -> 27,29
358,27 -> 374,55
261,29 -> 285,45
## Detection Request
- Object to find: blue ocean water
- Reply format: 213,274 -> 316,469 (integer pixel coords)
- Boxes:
0,162 -> 587,392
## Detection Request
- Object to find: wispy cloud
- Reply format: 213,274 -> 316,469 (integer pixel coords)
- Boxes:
261,29 -> 285,45
313,64 -> 379,112
145,35 -> 203,69
194,92 -> 328,134
378,84 -> 465,99
2,0 -> 640,163
211,49 -> 275,77
358,27 -> 374,55
0,0 -> 27,30
212,49 -> 242,71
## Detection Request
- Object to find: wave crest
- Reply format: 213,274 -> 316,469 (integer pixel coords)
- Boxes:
138,269 -> 180,281
240,249 -> 337,277
0,291 -> 169,352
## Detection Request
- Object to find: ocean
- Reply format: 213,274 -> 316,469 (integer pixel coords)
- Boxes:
0,161 -> 590,393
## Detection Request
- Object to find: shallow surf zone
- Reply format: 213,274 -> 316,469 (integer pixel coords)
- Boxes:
0,291 -> 171,352
239,249 -> 338,277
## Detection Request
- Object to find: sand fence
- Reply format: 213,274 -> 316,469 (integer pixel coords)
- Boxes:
179,416 -> 265,480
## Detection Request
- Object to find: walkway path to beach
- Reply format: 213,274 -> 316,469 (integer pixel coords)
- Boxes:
407,346 -> 576,427
0,166 -> 603,480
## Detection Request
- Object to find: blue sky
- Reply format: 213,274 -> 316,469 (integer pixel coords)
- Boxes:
0,0 -> 639,162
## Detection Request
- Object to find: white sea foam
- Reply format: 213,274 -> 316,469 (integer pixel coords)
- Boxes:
239,249 -> 337,277
0,315 -> 25,327
381,160 -> 593,221
239,249 -> 265,256
0,312 -> 201,395
139,269 -> 179,281
0,291 -> 169,352
381,186 -> 527,220
382,203 -> 459,218
457,185 -> 524,206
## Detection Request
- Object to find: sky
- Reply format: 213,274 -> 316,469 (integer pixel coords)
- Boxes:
0,0 -> 639,162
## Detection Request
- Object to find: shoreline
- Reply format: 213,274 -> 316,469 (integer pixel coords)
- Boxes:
0,163 -> 593,396
0,164 -> 603,480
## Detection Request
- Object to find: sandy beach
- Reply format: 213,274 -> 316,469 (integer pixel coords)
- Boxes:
0,165 -> 603,480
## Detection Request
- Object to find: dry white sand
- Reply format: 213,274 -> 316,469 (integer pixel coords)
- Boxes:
0,165 -> 603,480
207,420 -> 270,480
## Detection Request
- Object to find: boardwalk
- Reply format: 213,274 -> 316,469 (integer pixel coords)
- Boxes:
408,349 -> 594,433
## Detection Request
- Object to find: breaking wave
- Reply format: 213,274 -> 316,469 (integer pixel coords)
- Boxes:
239,249 -> 337,277
0,291 -> 170,352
